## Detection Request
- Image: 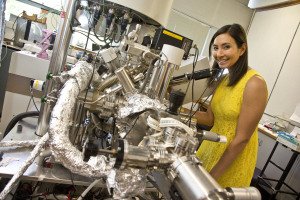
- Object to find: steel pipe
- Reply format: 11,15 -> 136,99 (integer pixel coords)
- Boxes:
36,0 -> 77,136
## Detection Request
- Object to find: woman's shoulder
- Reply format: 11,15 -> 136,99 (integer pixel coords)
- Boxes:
243,68 -> 265,83
245,73 -> 268,96
247,68 -> 266,84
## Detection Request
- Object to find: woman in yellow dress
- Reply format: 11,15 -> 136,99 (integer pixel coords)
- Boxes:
195,24 -> 268,187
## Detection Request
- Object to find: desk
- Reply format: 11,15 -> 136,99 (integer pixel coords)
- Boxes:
0,117 -> 159,199
0,117 -> 100,187
255,140 -> 300,199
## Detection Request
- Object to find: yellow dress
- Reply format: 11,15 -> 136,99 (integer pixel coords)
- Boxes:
196,69 -> 261,187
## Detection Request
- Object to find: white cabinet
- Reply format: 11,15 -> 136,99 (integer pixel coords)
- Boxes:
0,51 -> 49,135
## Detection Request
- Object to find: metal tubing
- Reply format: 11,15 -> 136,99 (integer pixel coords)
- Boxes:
115,67 -> 136,94
36,0 -> 77,136
227,187 -> 261,200
156,63 -> 176,101
147,65 -> 161,98
171,156 -> 222,200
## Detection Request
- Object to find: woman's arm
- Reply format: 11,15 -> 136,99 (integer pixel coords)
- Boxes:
180,100 -> 215,126
194,105 -> 214,127
210,75 -> 268,179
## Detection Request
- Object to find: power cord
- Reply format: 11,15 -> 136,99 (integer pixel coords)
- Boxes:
29,86 -> 40,112
188,45 -> 199,127
72,52 -> 98,146
123,115 -> 140,139
185,69 -> 224,125
10,12 -> 23,41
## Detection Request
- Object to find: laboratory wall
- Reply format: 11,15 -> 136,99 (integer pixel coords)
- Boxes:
247,4 -> 300,200
167,0 -> 253,57
248,4 -> 300,120
5,0 -> 60,38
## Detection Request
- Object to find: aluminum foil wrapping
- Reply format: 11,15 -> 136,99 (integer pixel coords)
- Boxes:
107,168 -> 147,199
118,93 -> 166,118
49,61 -> 113,178
0,140 -> 39,148
67,61 -> 99,91
0,0 -> 6,60
0,133 -> 49,200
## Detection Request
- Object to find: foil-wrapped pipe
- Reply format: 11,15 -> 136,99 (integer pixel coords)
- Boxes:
48,61 -> 113,178
107,168 -> 147,199
0,133 -> 49,200
0,140 -> 39,148
118,93 -> 166,118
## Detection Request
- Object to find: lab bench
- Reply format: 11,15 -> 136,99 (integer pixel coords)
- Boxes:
256,125 -> 300,200
0,117 -> 97,187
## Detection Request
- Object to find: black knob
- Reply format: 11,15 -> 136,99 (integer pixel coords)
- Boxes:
168,90 -> 185,115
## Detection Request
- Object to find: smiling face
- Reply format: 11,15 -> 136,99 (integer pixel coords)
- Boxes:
212,33 -> 246,69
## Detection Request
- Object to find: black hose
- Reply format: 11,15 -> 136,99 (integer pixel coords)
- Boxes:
3,111 -> 39,137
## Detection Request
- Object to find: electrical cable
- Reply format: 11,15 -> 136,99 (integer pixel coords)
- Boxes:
10,12 -> 23,41
138,57 -> 160,93
69,170 -> 77,192
52,185 -> 64,200
86,9 -> 109,42
52,192 -> 60,200
78,179 -> 101,200
83,28 -> 91,56
3,111 -> 39,137
25,95 -> 32,112
93,28 -> 106,42
30,87 -> 40,112
74,30 -> 101,45
184,69 -> 224,124
188,46 -> 199,126
123,115 -> 140,139
190,68 -> 224,112
72,51 -> 99,146
91,15 -> 115,44
34,130 -> 43,137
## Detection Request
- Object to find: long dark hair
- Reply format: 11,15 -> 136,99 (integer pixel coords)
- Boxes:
208,24 -> 248,86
